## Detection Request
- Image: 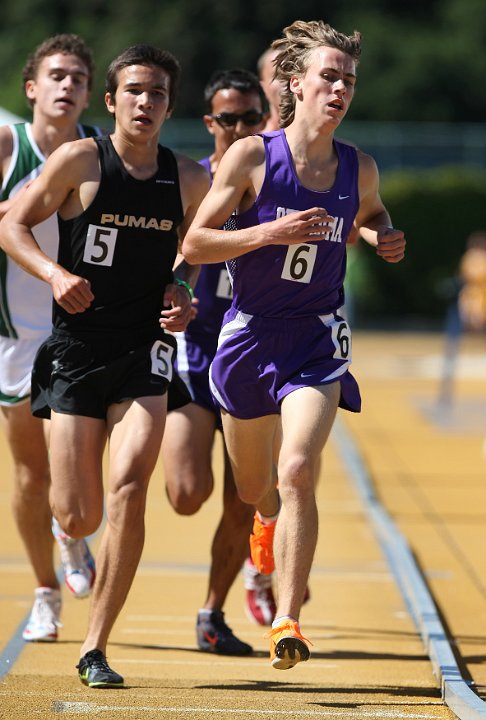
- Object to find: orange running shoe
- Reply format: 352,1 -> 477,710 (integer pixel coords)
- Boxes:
268,618 -> 311,670
249,513 -> 276,575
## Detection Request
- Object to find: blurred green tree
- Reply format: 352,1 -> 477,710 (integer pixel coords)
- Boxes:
1,0 -> 485,121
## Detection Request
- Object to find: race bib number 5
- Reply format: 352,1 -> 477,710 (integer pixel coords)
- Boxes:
83,224 -> 118,266
150,340 -> 174,381
281,243 -> 318,284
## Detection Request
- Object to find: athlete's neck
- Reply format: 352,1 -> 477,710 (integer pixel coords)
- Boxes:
31,119 -> 82,158
110,132 -> 160,181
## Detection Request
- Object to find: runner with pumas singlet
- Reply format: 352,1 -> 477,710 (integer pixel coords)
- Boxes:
0,43 -> 209,688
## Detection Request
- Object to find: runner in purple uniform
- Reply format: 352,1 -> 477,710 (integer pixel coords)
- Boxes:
162,69 -> 274,655
183,20 -> 406,670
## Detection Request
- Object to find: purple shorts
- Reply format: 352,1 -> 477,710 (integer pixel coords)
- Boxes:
209,307 -> 361,420
174,328 -> 222,427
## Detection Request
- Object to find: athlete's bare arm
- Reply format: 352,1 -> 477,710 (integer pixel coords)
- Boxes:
159,153 -> 209,332
353,150 -> 406,263
0,137 -> 99,313
182,135 -> 334,265
174,153 -> 209,288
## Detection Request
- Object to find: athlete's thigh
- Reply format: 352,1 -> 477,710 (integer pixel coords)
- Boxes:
0,402 -> 49,472
163,402 -> 217,496
280,382 -> 340,468
221,410 -> 280,498
107,394 -> 167,491
49,410 -> 106,516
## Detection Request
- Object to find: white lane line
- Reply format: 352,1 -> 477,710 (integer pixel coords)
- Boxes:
333,418 -> 486,720
127,570 -> 392,582
51,700 -> 439,718
111,657 -> 338,668
126,615 -> 199,622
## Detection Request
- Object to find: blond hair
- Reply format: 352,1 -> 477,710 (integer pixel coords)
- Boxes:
271,20 -> 362,127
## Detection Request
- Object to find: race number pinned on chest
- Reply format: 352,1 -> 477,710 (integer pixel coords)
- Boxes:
83,224 -> 118,266
281,243 -> 318,284
150,340 -> 174,381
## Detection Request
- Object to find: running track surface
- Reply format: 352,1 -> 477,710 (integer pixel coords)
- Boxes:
1,330 -> 485,720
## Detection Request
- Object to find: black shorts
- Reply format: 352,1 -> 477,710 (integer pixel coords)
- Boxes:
31,329 -> 190,420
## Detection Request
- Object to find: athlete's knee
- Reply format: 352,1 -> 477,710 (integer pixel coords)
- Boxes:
165,470 -> 213,515
236,482 -> 269,507
13,462 -> 50,497
167,485 -> 207,515
115,477 -> 147,509
279,454 -> 315,495
105,476 -> 150,530
56,508 -> 102,539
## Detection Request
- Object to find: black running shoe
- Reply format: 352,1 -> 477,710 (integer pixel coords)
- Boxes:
76,649 -> 124,688
196,610 -> 253,656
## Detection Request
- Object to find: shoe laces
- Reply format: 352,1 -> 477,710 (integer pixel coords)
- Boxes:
267,621 -> 312,646
83,650 -> 112,671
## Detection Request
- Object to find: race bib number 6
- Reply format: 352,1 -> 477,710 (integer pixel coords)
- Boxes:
150,340 -> 174,381
331,319 -> 351,360
281,243 -> 318,284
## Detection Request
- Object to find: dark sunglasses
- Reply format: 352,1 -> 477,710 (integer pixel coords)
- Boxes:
211,111 -> 264,128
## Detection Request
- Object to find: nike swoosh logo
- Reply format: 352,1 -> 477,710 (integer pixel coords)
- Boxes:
301,373 -> 314,378
204,632 -> 218,647
338,194 -> 350,200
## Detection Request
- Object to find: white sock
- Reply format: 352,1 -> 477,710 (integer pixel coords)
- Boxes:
256,509 -> 279,525
272,615 -> 297,628
198,608 -> 214,618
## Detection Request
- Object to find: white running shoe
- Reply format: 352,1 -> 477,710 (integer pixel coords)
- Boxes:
52,517 -> 96,599
243,557 -> 277,626
23,587 -> 62,642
